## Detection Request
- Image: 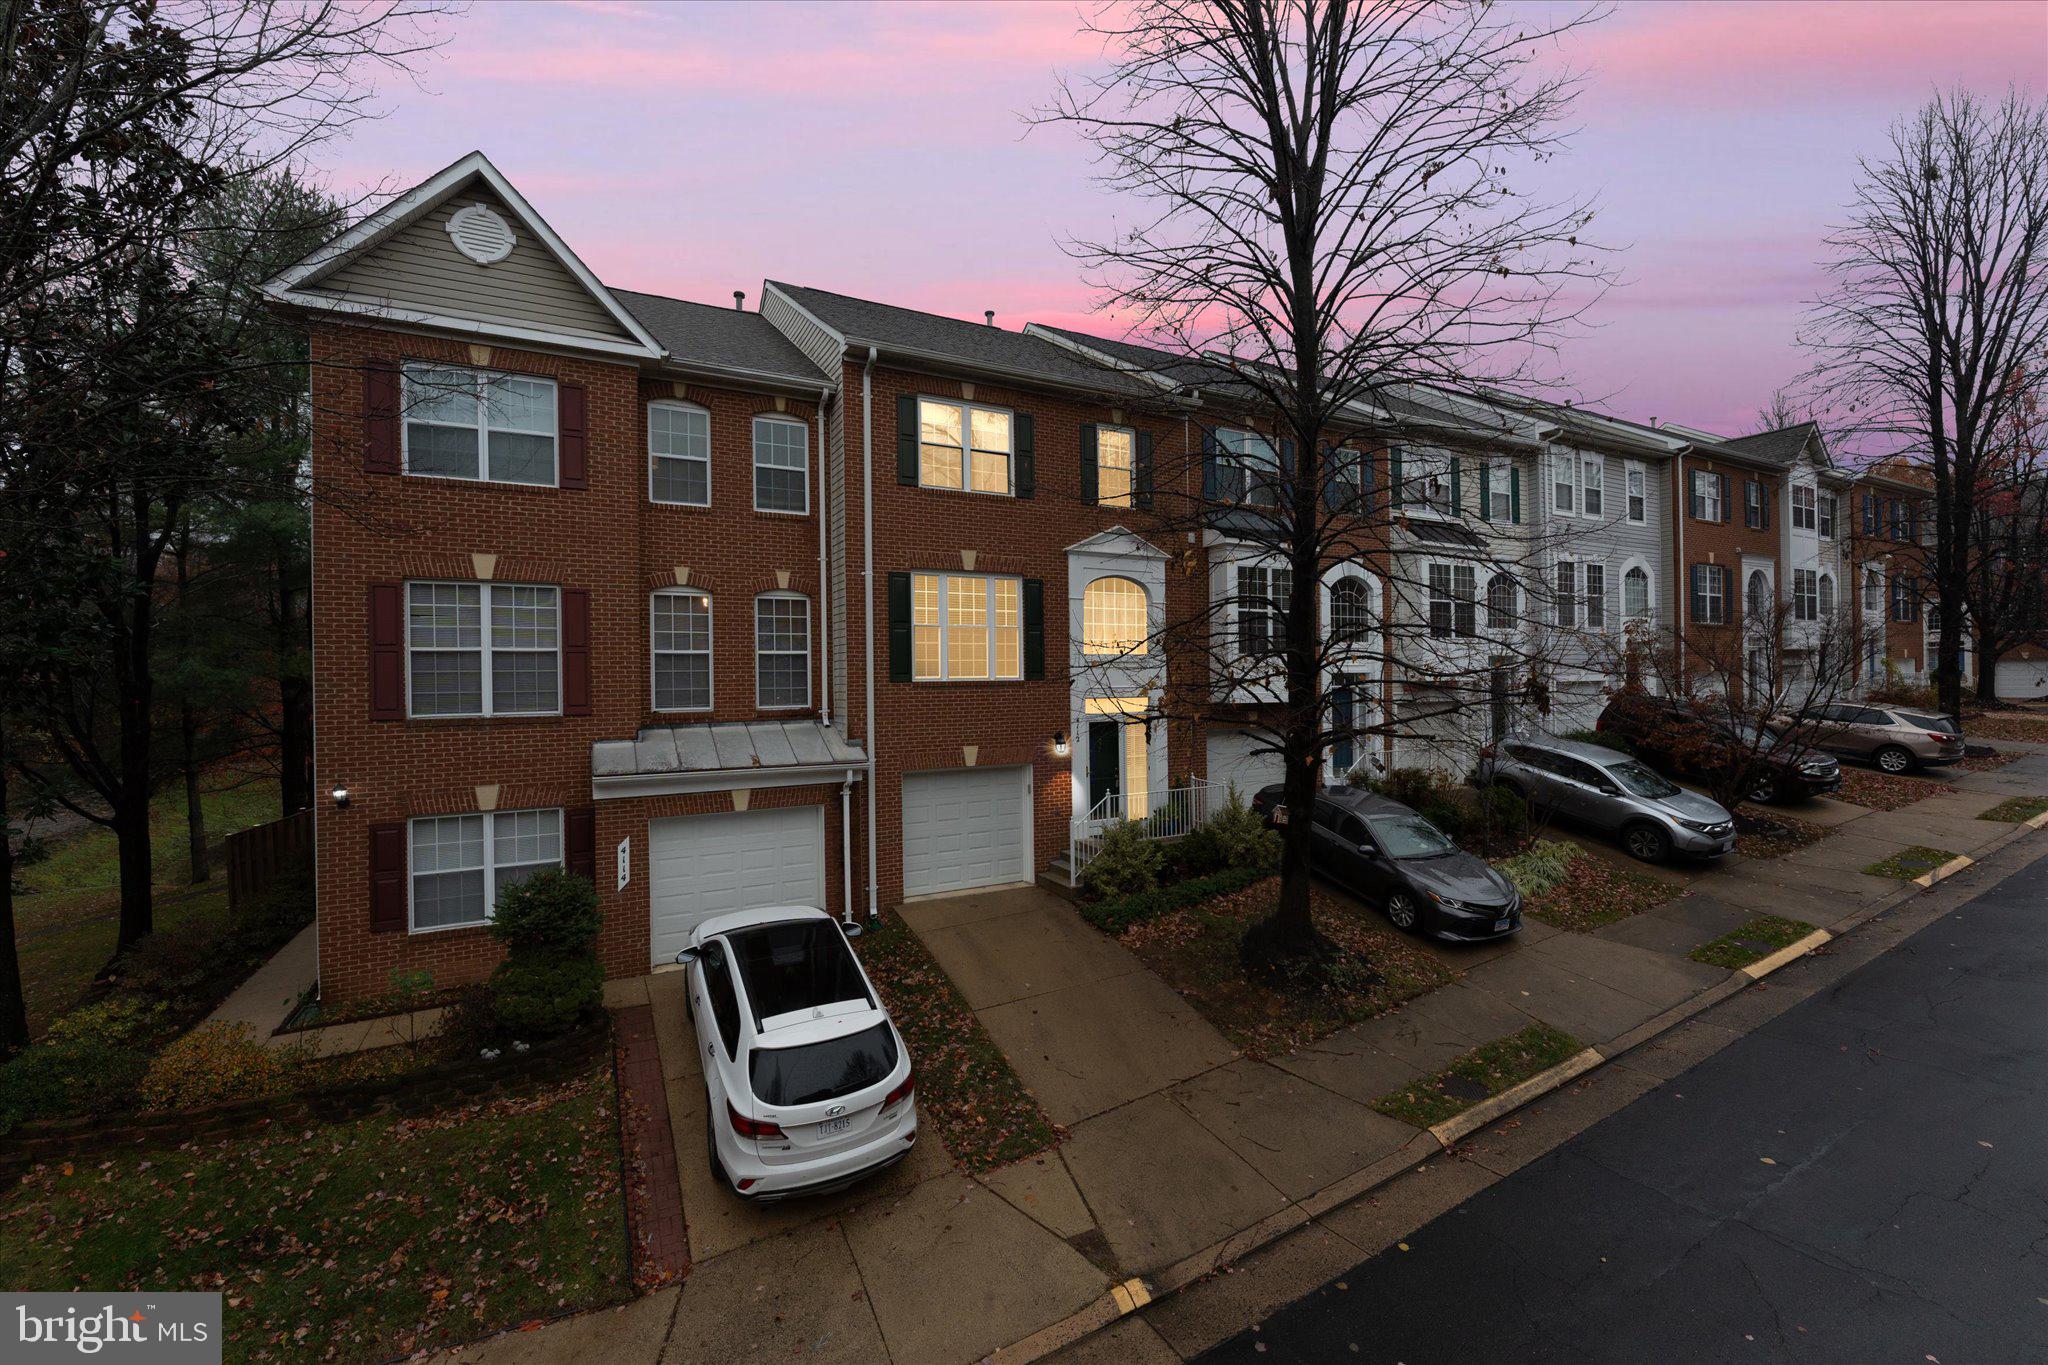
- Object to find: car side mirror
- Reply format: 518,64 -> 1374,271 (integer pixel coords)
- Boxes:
673,947 -> 700,966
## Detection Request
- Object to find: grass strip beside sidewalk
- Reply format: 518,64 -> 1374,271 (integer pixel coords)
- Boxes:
1979,796 -> 2048,823
1864,845 -> 1962,880
1689,914 -> 1815,971
1369,1023 -> 1584,1130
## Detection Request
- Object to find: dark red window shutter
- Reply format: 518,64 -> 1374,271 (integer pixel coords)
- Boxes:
558,381 -> 588,489
566,807 -> 597,884
364,360 -> 401,475
369,821 -> 407,933
368,583 -> 404,720
562,587 -> 591,715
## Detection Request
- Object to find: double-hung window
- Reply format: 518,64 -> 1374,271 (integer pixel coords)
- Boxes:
1890,574 -> 1919,622
1792,485 -> 1816,530
1096,426 -> 1135,508
403,365 -> 557,485
755,594 -> 811,708
1236,565 -> 1293,656
1552,452 -> 1577,515
1216,429 -> 1281,508
1625,464 -> 1647,524
1818,493 -> 1836,539
1554,561 -> 1602,628
407,581 -> 559,717
1792,568 -> 1818,621
651,589 -> 712,711
753,417 -> 809,513
1483,459 -> 1513,520
1864,569 -> 1883,614
1580,456 -> 1604,517
649,401 -> 711,506
919,398 -> 1012,495
409,808 -> 563,932
1428,563 -> 1476,639
1744,479 -> 1768,530
1691,564 -> 1729,625
912,573 -> 1022,680
1690,470 -> 1724,522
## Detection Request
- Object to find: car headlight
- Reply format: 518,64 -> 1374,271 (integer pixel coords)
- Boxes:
1427,891 -> 1471,912
1677,818 -> 1719,834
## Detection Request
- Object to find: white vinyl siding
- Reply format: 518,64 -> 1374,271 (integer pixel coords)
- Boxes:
403,365 -> 557,486
406,581 -> 560,718
912,572 -> 1022,681
752,416 -> 809,513
651,590 -> 712,712
649,401 -> 710,506
409,808 -> 563,932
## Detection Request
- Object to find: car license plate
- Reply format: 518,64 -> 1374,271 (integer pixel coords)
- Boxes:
1494,917 -> 1512,932
817,1116 -> 852,1138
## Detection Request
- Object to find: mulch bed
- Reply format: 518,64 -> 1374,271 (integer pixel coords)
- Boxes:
1523,856 -> 1677,933
1118,876 -> 1455,1057
1956,748 -> 2023,773
1966,716 -> 2048,744
1834,766 -> 1953,812
1734,809 -> 1829,860
854,916 -> 1058,1172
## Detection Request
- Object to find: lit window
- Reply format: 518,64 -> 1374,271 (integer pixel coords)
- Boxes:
1097,427 -> 1134,508
407,581 -> 558,717
651,590 -> 711,711
1083,577 -> 1148,656
649,401 -> 710,505
753,418 -> 808,513
404,365 -> 557,485
409,808 -> 562,932
911,573 -> 1022,680
919,398 -> 1011,494
755,594 -> 811,708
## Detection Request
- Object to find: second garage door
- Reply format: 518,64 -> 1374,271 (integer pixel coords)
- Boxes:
901,766 -> 1029,898
1996,657 -> 2048,700
648,806 -> 823,965
1207,729 -> 1283,801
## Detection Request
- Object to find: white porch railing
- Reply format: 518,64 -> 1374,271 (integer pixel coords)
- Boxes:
1069,780 -> 1225,887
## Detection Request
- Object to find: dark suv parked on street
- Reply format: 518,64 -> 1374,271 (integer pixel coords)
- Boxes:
1595,693 -> 1841,804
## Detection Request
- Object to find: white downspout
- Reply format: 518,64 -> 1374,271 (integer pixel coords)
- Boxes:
862,346 -> 880,920
1673,449 -> 1688,685
816,386 -> 832,727
840,773 -> 856,932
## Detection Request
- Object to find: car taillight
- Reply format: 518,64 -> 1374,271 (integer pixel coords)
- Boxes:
882,1064 -> 916,1112
1479,744 -> 1496,760
727,1101 -> 785,1140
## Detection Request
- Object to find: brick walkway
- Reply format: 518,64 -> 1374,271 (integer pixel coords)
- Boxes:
613,1005 -> 690,1285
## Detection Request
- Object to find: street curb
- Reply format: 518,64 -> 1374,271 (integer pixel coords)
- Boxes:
1739,929 -> 1833,979
986,814 -> 2048,1365
1912,853 -> 1974,888
1427,1048 -> 1603,1148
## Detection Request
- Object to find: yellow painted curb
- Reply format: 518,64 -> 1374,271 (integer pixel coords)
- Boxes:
1912,853 -> 1974,888
1109,1278 -> 1152,1313
1428,1047 -> 1604,1147
1740,928 -> 1832,980
2024,809 -> 2048,831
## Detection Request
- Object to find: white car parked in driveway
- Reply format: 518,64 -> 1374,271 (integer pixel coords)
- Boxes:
677,906 -> 916,1201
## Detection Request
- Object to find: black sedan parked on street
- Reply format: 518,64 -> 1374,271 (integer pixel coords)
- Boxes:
1250,786 -> 1522,941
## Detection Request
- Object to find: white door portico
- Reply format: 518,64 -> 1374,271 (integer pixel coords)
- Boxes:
1067,527 -> 1170,827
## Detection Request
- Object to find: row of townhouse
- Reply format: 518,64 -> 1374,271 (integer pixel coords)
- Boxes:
265,153 -> 1949,1003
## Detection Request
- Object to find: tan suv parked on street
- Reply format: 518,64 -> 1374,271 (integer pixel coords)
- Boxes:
1770,703 -> 1966,775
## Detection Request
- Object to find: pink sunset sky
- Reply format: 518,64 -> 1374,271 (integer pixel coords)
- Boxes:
324,0 -> 2045,438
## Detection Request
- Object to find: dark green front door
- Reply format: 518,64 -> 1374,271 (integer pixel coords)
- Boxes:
1088,720 -> 1122,815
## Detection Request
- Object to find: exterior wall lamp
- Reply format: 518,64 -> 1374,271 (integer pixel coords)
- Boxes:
1052,732 -> 1070,758
330,785 -> 351,809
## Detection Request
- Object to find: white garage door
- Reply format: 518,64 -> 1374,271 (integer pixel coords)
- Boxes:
1207,729 -> 1282,802
1996,658 -> 2048,700
902,766 -> 1029,898
648,806 -> 823,965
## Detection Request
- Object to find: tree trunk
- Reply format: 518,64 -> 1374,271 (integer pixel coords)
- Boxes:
112,789 -> 153,957
1975,652 -> 2000,705
0,721 -> 32,1056
181,701 -> 208,883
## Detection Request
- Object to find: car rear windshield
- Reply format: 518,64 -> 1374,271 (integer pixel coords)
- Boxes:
1898,711 -> 1959,734
728,919 -> 873,1028
1366,813 -> 1456,859
750,1022 -> 898,1107
1609,760 -> 1680,798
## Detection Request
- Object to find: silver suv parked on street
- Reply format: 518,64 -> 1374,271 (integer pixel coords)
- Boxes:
1477,732 -> 1738,863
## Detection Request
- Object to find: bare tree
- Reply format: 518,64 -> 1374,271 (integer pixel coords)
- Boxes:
1035,0 -> 1611,969
1803,87 -> 2048,719
1962,372 -> 2048,700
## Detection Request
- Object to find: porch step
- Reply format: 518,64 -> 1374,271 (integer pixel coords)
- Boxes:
1037,855 -> 1080,903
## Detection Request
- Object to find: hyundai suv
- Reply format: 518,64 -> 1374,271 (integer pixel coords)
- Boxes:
1477,732 -> 1737,862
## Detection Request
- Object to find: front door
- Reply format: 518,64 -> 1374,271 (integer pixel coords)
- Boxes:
1087,719 -> 1122,817
1331,686 -> 1355,779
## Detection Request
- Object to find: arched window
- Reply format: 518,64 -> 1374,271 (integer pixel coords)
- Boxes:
1486,574 -> 1518,630
1623,566 -> 1650,619
1746,570 -> 1770,620
1818,573 -> 1836,616
1083,577 -> 1148,656
1329,576 -> 1372,642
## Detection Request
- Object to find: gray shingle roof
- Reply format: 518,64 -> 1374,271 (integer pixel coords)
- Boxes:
1027,324 -> 1240,389
610,288 -> 831,386
768,283 -> 1155,396
1717,422 -> 1821,468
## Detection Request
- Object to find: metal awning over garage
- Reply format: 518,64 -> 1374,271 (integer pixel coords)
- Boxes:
592,721 -> 868,799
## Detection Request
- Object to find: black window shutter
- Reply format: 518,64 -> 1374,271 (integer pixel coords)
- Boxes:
1079,423 -> 1098,505
1760,482 -> 1771,529
1022,578 -> 1045,680
1389,446 -> 1405,507
1135,431 -> 1154,510
1322,445 -> 1345,513
887,572 -> 912,681
896,394 -> 919,485
1478,463 -> 1492,521
1013,413 -> 1035,498
1449,455 -> 1462,513
1716,473 -> 1730,522
566,807 -> 596,882
1689,567 -> 1704,624
1509,465 -> 1520,523
1201,428 -> 1221,502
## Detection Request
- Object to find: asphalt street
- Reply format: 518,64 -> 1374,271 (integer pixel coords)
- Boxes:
1199,847 -> 2048,1365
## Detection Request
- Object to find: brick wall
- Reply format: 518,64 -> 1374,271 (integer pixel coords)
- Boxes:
1673,452 -> 1781,691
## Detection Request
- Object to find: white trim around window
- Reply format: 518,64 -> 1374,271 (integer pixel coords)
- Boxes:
1625,461 -> 1648,524
402,364 -> 558,487
649,400 -> 711,507
918,396 -> 1013,496
650,588 -> 713,713
1096,425 -> 1136,509
752,415 -> 810,514
408,807 -> 563,933
405,581 -> 562,719
755,592 -> 812,709
1621,557 -> 1654,621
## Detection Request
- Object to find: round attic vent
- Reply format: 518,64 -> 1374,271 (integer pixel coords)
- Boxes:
445,202 -> 515,265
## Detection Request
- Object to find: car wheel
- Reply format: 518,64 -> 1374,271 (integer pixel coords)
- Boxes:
1384,890 -> 1422,933
1622,822 -> 1671,863
1747,775 -> 1779,804
1875,745 -> 1915,775
705,1108 -> 734,1192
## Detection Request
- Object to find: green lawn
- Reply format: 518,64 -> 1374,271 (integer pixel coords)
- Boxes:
0,1061 -> 633,1362
1689,914 -> 1816,970
1979,796 -> 2048,823
13,773 -> 280,1035
1863,845 -> 1962,881
1370,1023 -> 1584,1129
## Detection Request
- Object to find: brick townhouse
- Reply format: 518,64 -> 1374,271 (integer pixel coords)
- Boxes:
265,152 -> 1958,1004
